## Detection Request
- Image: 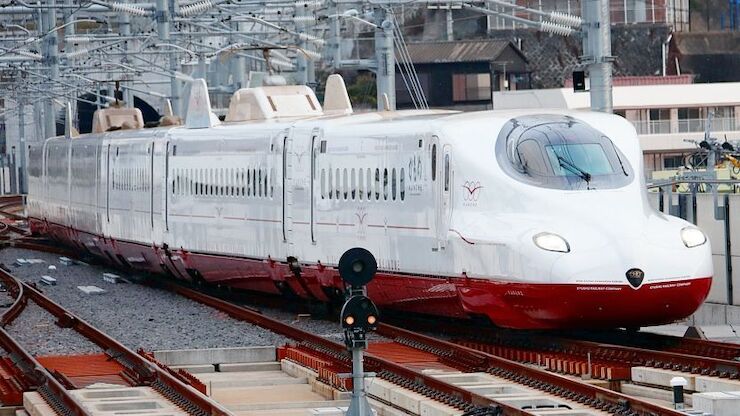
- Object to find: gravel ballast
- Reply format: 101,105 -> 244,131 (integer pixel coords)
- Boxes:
0,248 -> 290,353
0,246 -> 379,353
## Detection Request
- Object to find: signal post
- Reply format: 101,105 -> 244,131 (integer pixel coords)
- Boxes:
338,248 -> 380,416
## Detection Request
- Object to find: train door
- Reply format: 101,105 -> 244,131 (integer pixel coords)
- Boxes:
105,144 -> 111,223
282,130 -> 294,250
432,137 -> 452,250
310,129 -> 321,243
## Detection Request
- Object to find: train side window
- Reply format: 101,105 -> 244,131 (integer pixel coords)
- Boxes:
342,168 -> 348,200
335,168 -> 340,199
264,169 -> 268,198
400,167 -> 405,201
444,154 -> 450,192
210,168 -> 215,196
392,168 -> 397,201
239,169 -> 245,197
229,168 -> 234,197
431,144 -> 437,181
374,168 -> 380,200
366,168 -> 372,200
252,168 -> 257,198
351,168 -> 356,200
270,167 -> 275,198
258,168 -> 263,197
328,168 -> 333,199
220,168 -> 224,196
358,168 -> 364,201
383,168 -> 388,200
321,169 -> 326,199
247,169 -> 251,196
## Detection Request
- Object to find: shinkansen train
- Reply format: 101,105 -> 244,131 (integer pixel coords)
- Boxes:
26,76 -> 712,329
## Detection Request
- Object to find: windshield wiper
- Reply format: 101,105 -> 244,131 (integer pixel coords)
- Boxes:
610,141 -> 629,176
557,156 -> 592,183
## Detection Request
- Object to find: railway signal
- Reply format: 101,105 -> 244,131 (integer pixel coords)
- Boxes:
338,247 -> 379,416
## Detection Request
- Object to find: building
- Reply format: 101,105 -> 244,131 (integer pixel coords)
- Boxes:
396,39 -> 529,110
491,79 -> 740,176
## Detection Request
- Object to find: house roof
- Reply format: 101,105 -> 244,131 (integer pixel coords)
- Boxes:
404,39 -> 527,64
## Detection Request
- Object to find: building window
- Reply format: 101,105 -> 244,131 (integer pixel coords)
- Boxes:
452,73 -> 491,102
664,155 -> 685,169
677,108 -> 702,133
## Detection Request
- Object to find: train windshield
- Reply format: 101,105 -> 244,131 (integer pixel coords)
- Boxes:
496,115 -> 633,190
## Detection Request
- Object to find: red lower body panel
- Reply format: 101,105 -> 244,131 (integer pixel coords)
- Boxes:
29,218 -> 711,329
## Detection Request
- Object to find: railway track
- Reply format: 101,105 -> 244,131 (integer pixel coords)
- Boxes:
163,279 -> 686,416
379,314 -> 740,384
0,265 -> 232,416
0,195 -> 28,237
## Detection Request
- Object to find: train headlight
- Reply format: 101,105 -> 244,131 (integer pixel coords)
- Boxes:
681,227 -> 707,248
533,232 -> 570,253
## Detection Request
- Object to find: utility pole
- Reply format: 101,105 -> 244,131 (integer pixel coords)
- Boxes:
581,0 -> 613,113
374,8 -> 395,111
157,0 -> 180,116
120,12 -> 134,108
43,0 -> 59,138
17,100 -> 26,194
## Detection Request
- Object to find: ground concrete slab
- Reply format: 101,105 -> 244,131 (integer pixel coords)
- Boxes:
631,367 -> 697,390
153,346 -> 276,366
692,391 -> 740,416
170,364 -> 215,374
695,375 -> 740,392
219,362 -> 282,372
621,383 -> 693,406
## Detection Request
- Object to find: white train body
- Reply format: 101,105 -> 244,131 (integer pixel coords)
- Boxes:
26,82 -> 712,329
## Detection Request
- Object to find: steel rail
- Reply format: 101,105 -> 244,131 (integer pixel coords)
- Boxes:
443,327 -> 740,380
0,265 -> 91,415
563,330 -> 740,369
0,263 -> 233,416
376,324 -> 683,416
7,274 -> 234,416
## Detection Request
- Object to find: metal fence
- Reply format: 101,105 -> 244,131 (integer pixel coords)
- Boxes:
632,117 -> 737,135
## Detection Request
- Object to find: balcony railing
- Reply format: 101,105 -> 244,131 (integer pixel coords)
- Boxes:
632,118 -> 738,135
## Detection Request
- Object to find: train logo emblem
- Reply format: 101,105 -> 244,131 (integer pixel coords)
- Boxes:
462,181 -> 483,204
625,268 -> 645,289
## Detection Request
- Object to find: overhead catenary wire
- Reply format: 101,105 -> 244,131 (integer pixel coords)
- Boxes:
390,11 -> 428,110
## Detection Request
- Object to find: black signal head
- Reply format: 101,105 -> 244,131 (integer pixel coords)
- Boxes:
340,294 -> 379,331
338,247 -> 377,287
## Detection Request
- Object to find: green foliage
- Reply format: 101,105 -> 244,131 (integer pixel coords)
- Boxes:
346,74 -> 377,108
